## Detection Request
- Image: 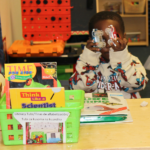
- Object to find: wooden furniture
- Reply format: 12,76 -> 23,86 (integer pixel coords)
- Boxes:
96,0 -> 149,46
1,98 -> 150,149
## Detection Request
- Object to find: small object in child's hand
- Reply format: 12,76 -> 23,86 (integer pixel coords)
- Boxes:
105,25 -> 120,46
69,95 -> 74,100
92,29 -> 106,49
140,101 -> 148,107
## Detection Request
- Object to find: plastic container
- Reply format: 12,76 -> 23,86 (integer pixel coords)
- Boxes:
7,40 -> 65,57
0,90 -> 84,145
124,0 -> 146,14
104,2 -> 121,14
126,32 -> 141,42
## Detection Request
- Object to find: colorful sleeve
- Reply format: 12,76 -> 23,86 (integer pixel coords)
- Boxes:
69,47 -> 101,92
109,46 -> 148,93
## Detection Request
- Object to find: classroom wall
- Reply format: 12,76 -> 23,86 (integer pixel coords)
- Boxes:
0,0 -> 13,49
9,0 -> 24,42
71,0 -> 96,31
0,0 -> 24,49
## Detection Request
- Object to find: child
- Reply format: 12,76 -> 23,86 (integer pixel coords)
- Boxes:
69,11 -> 148,99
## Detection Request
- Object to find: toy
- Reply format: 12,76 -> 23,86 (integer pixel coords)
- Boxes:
21,0 -> 72,42
105,25 -> 120,46
92,29 -> 106,49
24,79 -> 50,88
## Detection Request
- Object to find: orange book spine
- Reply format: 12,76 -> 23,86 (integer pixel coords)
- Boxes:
5,79 -> 10,109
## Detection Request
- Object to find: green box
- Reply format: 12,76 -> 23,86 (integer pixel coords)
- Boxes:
0,90 -> 84,145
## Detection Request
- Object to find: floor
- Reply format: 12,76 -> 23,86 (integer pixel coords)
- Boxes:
60,44 -> 150,98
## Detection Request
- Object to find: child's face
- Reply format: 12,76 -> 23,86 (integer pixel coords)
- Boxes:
94,19 -> 125,61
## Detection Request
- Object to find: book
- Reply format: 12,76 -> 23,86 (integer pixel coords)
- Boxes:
80,93 -> 133,124
5,62 -> 57,109
9,87 -> 65,109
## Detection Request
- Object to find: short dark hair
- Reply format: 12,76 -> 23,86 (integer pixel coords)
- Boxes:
89,11 -> 125,37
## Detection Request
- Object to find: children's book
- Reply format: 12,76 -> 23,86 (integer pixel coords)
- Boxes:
5,62 -> 57,109
80,93 -> 133,124
9,87 -> 65,109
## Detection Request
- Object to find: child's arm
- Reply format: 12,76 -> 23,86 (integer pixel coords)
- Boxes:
69,40 -> 101,92
109,46 -> 148,93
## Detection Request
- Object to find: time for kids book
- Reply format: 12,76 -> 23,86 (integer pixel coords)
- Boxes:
5,62 -> 57,109
80,93 -> 133,124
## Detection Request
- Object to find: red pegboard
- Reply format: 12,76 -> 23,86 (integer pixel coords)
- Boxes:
21,0 -> 72,41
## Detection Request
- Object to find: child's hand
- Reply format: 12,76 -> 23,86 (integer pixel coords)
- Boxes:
86,39 -> 101,52
111,38 -> 128,52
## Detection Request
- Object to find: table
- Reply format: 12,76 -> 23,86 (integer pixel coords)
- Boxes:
0,98 -> 150,150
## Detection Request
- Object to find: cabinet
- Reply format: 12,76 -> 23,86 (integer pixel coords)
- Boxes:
96,0 -> 149,46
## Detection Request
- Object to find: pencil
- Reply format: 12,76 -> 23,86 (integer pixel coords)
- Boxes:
50,93 -> 55,100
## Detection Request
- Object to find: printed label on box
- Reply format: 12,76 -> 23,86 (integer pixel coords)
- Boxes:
13,112 -> 70,144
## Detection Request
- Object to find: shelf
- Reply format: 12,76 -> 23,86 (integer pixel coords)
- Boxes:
128,41 -> 148,46
66,41 -> 149,47
120,14 -> 147,17
96,0 -> 149,46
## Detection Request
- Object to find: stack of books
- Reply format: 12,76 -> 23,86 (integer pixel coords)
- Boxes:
80,93 -> 133,124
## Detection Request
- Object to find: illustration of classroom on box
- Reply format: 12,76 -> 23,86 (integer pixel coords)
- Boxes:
26,122 -> 63,144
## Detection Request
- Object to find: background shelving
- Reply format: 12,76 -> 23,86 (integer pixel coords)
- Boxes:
96,0 -> 149,46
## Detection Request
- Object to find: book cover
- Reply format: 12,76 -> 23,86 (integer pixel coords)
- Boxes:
9,87 -> 65,109
81,93 -> 133,124
5,62 -> 57,109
